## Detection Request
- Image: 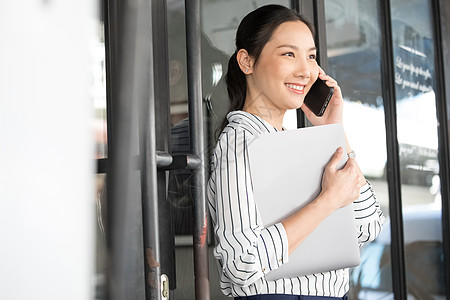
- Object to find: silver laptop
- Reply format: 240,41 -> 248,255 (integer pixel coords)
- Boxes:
247,124 -> 360,280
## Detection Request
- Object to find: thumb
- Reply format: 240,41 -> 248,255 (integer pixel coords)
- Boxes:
327,147 -> 344,171
301,103 -> 314,118
301,104 -> 318,124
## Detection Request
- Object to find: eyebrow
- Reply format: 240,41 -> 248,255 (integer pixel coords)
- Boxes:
277,44 -> 317,51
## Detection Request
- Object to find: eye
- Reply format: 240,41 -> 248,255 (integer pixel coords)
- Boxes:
308,53 -> 317,60
283,52 -> 295,57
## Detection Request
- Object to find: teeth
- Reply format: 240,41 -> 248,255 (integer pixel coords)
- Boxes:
286,83 -> 304,91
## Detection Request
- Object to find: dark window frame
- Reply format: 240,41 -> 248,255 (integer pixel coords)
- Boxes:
433,0 -> 450,298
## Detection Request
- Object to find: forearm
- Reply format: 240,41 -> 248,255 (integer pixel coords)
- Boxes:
213,219 -> 290,286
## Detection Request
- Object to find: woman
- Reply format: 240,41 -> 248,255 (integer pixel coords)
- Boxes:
207,5 -> 384,299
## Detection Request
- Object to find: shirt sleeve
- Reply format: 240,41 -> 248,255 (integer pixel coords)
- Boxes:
209,128 -> 289,287
353,180 -> 385,247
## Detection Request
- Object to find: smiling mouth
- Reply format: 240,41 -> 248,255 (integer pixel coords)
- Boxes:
285,83 -> 305,94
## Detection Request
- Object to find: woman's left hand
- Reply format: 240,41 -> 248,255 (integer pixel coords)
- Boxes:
301,67 -> 344,126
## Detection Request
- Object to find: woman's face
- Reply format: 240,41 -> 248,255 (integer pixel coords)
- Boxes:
247,20 -> 319,113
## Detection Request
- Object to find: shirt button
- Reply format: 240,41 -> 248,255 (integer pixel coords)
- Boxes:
278,258 -> 282,263
262,268 -> 266,273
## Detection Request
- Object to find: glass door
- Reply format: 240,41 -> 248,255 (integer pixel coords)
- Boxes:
323,1 -> 392,298
324,0 -> 447,299
390,0 -> 445,298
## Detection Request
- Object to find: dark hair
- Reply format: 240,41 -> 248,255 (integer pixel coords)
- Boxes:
217,5 -> 315,135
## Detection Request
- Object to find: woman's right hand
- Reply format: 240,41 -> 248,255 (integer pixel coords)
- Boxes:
318,147 -> 362,212
302,68 -> 345,126
282,147 -> 363,255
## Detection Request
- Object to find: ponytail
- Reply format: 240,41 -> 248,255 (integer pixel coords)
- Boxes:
216,52 -> 247,136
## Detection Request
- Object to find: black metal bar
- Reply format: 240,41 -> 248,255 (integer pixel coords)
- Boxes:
440,0 -> 450,103
295,0 -> 328,129
432,0 -> 450,298
97,158 -> 109,173
379,1 -> 407,299
294,0 -> 308,129
141,92 -> 162,300
163,154 -> 202,170
185,0 -> 210,299
129,0 -> 163,299
291,0 -> 300,12
298,0 -> 314,23
103,0 -> 115,178
312,0 -> 328,71
98,153 -> 174,174
104,0 -> 116,144
105,0 -> 149,298
151,0 -> 176,294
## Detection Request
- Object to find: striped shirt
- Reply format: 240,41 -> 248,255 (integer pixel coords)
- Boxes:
207,111 -> 385,297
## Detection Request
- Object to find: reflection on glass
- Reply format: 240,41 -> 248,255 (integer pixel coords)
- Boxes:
95,174 -> 107,300
324,0 -> 392,298
391,0 -> 445,298
93,21 -> 108,159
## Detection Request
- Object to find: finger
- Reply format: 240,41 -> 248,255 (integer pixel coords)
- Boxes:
348,163 -> 361,178
318,75 -> 339,90
344,156 -> 358,170
318,66 -> 326,75
318,72 -> 330,81
327,147 -> 344,171
300,103 -> 316,120
319,75 -> 337,87
316,68 -> 337,84
357,175 -> 364,188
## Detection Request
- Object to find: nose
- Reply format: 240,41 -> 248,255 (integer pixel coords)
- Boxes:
293,59 -> 311,79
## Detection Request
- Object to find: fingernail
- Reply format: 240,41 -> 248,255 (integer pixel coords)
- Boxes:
337,147 -> 343,153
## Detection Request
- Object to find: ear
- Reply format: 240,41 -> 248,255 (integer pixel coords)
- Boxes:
236,49 -> 254,74
169,60 -> 183,86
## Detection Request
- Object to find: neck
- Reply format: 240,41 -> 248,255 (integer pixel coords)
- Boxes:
243,98 -> 285,131
243,79 -> 287,131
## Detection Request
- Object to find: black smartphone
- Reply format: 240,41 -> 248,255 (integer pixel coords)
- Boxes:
304,78 -> 334,117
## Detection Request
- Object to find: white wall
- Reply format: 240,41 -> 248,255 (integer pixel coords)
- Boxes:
0,1 -> 96,299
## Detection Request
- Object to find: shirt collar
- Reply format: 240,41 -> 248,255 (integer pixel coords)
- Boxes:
227,111 -> 280,134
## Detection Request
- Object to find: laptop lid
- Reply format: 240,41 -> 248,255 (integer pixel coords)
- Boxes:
247,124 -> 360,280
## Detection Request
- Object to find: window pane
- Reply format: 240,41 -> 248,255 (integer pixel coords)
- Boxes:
324,0 -> 392,298
390,0 -> 446,298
